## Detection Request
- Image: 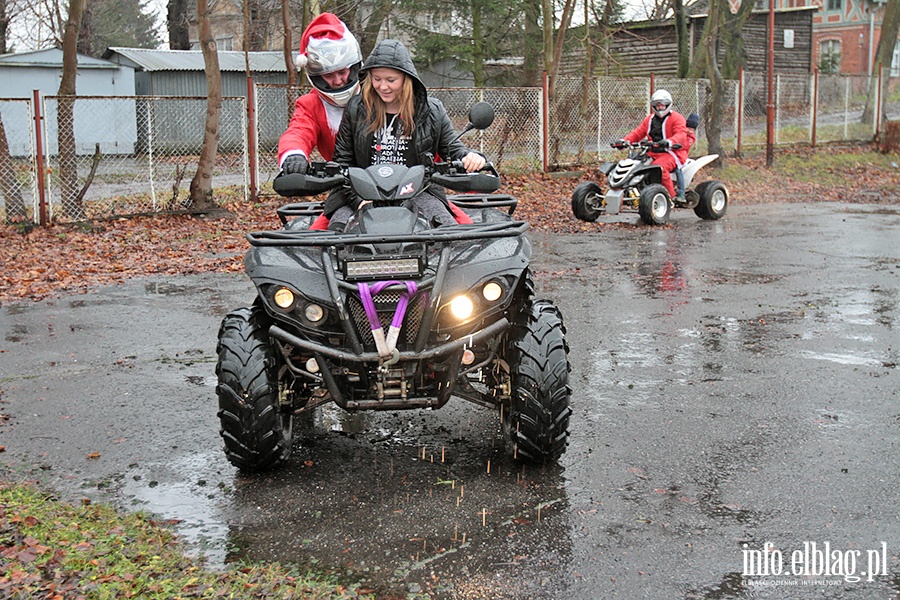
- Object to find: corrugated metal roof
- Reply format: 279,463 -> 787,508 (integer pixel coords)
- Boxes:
0,47 -> 120,69
104,47 -> 288,73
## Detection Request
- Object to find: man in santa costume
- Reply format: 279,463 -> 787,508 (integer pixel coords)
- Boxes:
278,13 -> 362,174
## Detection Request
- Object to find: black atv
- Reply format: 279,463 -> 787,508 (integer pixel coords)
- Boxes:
215,103 -> 572,471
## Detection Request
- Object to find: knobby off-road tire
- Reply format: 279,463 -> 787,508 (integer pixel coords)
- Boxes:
571,181 -> 603,222
505,300 -> 573,463
216,305 -> 292,471
638,183 -> 671,225
694,181 -> 729,220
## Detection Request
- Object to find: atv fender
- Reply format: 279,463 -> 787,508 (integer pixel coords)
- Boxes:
680,154 -> 719,189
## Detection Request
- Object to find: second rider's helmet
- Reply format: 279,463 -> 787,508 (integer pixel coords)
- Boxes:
650,89 -> 673,118
295,13 -> 362,107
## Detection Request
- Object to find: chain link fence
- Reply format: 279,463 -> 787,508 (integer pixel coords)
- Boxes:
2,71 -> 897,225
1,95 -> 247,224
0,98 -> 38,224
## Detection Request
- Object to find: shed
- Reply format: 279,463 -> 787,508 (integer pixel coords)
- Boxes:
560,6 -> 816,78
102,48 -> 290,153
102,47 -> 289,96
0,48 -> 136,156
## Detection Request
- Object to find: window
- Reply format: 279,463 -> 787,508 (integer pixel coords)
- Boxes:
190,37 -> 234,51
826,0 -> 841,11
892,40 -> 900,77
819,39 -> 841,74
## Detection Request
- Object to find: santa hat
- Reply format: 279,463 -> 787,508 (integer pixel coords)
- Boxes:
295,13 -> 354,70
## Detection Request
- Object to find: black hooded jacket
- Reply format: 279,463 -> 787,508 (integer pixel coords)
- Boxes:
332,39 -> 475,173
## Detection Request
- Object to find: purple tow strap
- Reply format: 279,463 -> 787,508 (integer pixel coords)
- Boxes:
358,280 -> 418,358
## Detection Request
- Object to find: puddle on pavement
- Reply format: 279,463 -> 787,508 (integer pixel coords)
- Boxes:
185,374 -> 217,386
122,451 -> 234,566
214,413 -> 573,596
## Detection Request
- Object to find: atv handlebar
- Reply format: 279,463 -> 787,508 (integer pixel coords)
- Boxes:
611,140 -> 682,152
430,159 -> 501,193
273,159 -> 501,197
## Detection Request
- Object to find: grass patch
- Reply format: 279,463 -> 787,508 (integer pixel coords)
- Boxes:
769,149 -> 900,186
0,482 -> 376,599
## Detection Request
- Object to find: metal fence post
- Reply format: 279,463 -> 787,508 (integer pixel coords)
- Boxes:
736,67 -> 744,156
542,72 -> 549,173
810,71 -> 817,148
32,90 -> 48,226
247,76 -> 258,202
876,64 -> 883,138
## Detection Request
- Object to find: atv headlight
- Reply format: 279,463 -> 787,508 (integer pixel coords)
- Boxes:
482,281 -> 504,302
273,287 -> 296,310
304,303 -> 325,323
449,295 -> 475,320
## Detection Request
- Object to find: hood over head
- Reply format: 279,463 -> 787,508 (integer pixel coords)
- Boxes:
360,39 -> 426,99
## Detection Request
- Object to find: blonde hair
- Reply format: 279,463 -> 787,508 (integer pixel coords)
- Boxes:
361,70 -> 416,136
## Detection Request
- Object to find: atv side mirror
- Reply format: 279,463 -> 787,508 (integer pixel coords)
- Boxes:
468,102 -> 495,130
452,102 -> 495,142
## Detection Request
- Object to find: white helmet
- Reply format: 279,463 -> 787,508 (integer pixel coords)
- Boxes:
651,89 -> 673,118
295,13 -> 362,107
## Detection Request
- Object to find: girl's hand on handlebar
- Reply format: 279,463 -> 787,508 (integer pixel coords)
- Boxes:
461,152 -> 486,173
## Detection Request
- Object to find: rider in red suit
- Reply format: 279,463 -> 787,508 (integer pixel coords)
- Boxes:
278,13 -> 362,172
621,89 -> 689,201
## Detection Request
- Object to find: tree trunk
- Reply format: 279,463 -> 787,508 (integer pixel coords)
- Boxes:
522,0 -> 541,86
58,0 -> 87,221
0,113 -> 27,224
358,0 -> 393,57
862,0 -> 900,125
471,0 -> 484,87
1,0 -> 10,54
694,0 -> 726,163
167,0 -> 190,50
673,0 -> 689,78
189,0 -> 222,211
281,0 -> 295,88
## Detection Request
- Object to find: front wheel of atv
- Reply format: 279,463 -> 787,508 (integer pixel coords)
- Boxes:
216,305 -> 292,471
571,181 -> 603,222
638,183 -> 671,225
694,181 -> 729,220
504,300 -> 572,463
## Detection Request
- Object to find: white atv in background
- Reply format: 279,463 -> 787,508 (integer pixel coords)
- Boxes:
571,140 -> 729,226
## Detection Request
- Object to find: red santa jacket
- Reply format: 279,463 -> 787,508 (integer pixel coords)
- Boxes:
277,90 -> 345,164
624,111 -> 689,167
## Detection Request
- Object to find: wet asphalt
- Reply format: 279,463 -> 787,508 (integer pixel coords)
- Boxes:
0,202 -> 898,600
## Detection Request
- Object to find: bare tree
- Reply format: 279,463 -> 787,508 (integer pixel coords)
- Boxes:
690,0 -> 755,161
58,0 -> 88,220
862,0 -> 900,126
188,0 -> 222,212
1,0 -> 22,52
7,0 -> 66,49
542,0 -> 578,95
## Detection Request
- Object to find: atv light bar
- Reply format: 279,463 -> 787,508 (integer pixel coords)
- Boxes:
344,257 -> 422,280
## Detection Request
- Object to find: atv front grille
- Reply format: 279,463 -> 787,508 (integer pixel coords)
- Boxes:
609,159 -> 637,187
347,290 -> 427,350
